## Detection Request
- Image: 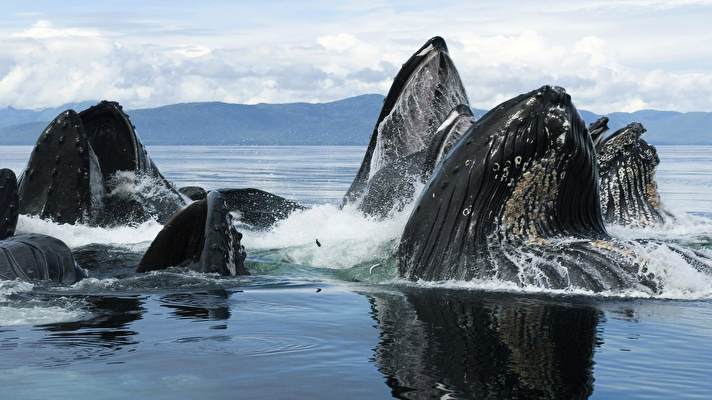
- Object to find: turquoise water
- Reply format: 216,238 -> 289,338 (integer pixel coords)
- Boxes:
0,145 -> 711,399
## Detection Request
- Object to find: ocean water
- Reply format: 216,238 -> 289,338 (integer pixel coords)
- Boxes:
0,145 -> 711,399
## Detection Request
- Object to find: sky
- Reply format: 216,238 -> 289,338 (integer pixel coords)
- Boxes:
0,0 -> 711,113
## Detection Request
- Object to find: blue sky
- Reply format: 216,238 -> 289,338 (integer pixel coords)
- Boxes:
1,1 -> 711,112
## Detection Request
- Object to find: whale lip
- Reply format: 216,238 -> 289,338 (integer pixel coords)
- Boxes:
416,36 -> 448,56
452,104 -> 472,115
138,190 -> 247,276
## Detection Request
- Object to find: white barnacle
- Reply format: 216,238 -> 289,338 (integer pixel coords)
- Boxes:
462,207 -> 472,216
514,156 -> 522,167
557,132 -> 567,145
493,162 -> 500,172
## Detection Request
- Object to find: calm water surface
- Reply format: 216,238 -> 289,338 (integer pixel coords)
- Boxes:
0,145 -> 711,399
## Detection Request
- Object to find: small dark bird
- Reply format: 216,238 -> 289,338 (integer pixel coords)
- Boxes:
315,239 -> 322,247
316,288 -> 322,293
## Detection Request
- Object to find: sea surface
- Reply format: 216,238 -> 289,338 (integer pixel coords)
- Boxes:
1,145 -> 711,399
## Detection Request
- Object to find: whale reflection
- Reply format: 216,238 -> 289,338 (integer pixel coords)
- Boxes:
159,289 -> 232,321
367,288 -> 600,399
34,296 -> 144,365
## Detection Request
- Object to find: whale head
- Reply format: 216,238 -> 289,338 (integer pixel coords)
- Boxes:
399,85 -> 607,280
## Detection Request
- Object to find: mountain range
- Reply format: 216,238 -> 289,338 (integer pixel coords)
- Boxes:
0,95 -> 710,145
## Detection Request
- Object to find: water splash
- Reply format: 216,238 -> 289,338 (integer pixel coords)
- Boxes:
15,214 -> 163,249
244,202 -> 413,269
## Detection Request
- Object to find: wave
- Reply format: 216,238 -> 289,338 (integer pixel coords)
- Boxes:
243,202 -> 413,269
15,215 -> 163,249
10,187 -> 712,302
0,280 -> 87,326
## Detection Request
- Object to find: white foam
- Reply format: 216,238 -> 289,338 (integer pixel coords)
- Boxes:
0,305 -> 84,326
15,214 -> 163,248
608,207 -> 712,242
0,280 -> 85,326
391,237 -> 712,300
244,202 -> 413,269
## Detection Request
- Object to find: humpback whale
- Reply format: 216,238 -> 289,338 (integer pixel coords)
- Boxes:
180,186 -> 304,229
138,191 -> 247,276
0,234 -> 86,283
597,123 -> 665,227
0,169 -> 85,283
218,188 -> 304,230
344,36 -> 470,217
18,101 -> 185,226
588,116 -> 609,149
397,85 -> 676,291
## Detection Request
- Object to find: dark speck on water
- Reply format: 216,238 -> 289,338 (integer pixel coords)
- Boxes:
0,145 -> 711,399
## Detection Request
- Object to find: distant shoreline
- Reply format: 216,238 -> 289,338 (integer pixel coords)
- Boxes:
2,94 -> 711,145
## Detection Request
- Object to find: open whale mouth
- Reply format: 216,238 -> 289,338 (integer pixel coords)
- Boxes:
17,101 -> 184,226
343,36 -> 469,216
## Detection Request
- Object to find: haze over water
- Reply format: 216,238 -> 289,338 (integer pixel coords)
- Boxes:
0,145 -> 711,399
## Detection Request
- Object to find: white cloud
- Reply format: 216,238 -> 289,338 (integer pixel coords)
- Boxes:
11,20 -> 99,39
1,6 -> 712,115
